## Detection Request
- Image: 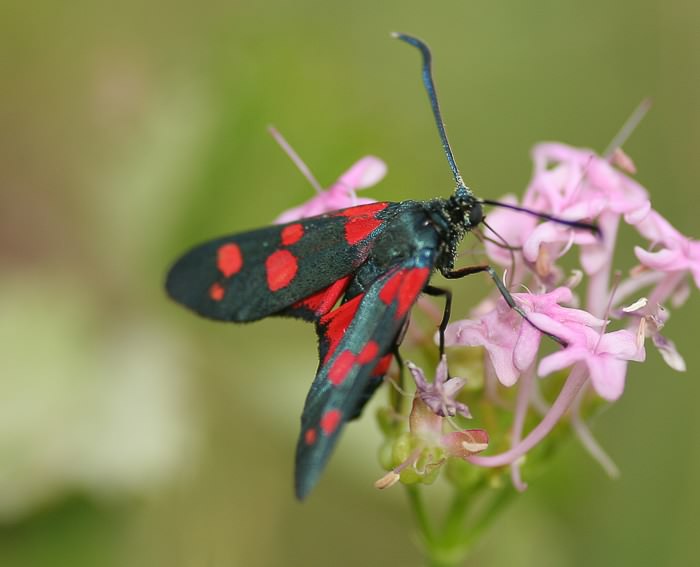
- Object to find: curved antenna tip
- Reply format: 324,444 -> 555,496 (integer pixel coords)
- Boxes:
391,32 -> 425,47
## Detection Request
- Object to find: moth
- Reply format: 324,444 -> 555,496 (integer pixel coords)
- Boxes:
165,34 -> 596,499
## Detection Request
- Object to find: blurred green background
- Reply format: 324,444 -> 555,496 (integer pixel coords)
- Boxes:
1,1 -> 699,566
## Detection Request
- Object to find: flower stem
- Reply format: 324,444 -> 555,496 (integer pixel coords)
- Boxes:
468,364 -> 588,467
420,482 -> 517,567
462,483 -> 516,549
406,485 -> 435,547
441,484 -> 476,545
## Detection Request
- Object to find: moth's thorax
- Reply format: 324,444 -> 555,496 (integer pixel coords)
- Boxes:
370,201 -> 440,268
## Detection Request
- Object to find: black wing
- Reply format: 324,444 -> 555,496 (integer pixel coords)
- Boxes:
165,202 -> 393,322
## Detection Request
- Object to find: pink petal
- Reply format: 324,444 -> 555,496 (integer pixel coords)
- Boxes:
588,158 -> 624,193
337,156 -> 387,189
522,223 -> 569,262
580,242 -> 611,275
274,202 -> 317,224
513,320 -> 542,371
448,320 -> 521,386
635,210 -> 683,245
527,312 -> 589,346
486,346 -> 520,386
441,429 -> 489,458
274,157 -> 383,223
532,142 -> 593,168
634,246 -> 685,272
624,200 -> 651,225
482,194 -> 537,266
586,356 -> 627,401
537,347 -> 586,377
691,265 -> 700,290
598,329 -> 644,361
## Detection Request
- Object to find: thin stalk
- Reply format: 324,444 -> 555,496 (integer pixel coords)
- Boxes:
406,485 -> 435,547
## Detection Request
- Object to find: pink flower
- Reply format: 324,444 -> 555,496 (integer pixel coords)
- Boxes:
444,287 -> 603,387
274,156 -> 386,223
407,356 -> 472,418
528,143 -> 649,220
482,194 -> 538,268
537,324 -> 645,401
515,143 -> 651,276
634,210 -> 700,288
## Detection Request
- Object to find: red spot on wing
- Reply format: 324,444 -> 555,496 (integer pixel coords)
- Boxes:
337,202 -> 388,217
295,275 -> 351,316
266,249 -> 298,291
217,243 -> 243,277
328,350 -> 356,386
379,267 -> 430,318
357,340 -> 379,364
281,223 -> 304,246
372,353 -> 393,377
344,216 -> 382,245
304,428 -> 317,445
320,409 -> 342,436
319,294 -> 363,363
209,282 -> 225,301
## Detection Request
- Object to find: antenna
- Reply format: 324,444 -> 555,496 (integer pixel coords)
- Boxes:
393,32 -> 468,192
394,33 -> 600,239
480,199 -> 601,237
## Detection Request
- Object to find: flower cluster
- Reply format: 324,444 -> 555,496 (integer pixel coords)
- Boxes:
439,142 -> 695,487
272,129 -> 694,493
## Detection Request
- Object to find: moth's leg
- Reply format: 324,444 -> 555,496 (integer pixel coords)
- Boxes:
442,264 -> 566,347
423,285 -> 452,357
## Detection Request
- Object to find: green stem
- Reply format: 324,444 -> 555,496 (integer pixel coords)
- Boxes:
463,482 -> 516,549
405,485 -> 435,546
417,480 -> 516,567
441,482 -> 482,547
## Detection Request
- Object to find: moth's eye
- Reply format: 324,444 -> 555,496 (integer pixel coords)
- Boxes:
469,203 -> 483,226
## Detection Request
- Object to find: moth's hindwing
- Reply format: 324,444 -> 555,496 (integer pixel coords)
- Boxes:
294,248 -> 437,499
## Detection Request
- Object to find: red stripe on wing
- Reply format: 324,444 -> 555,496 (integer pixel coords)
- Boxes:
318,293 -> 364,363
379,267 -> 431,317
292,275 -> 351,317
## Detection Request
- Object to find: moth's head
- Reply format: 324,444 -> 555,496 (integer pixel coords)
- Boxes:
451,185 -> 483,228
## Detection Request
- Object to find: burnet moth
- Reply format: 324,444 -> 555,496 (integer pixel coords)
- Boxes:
165,33 -> 599,499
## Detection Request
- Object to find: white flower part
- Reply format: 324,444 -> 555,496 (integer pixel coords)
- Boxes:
374,471 -> 401,490
461,439 -> 489,453
622,297 -> 648,313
